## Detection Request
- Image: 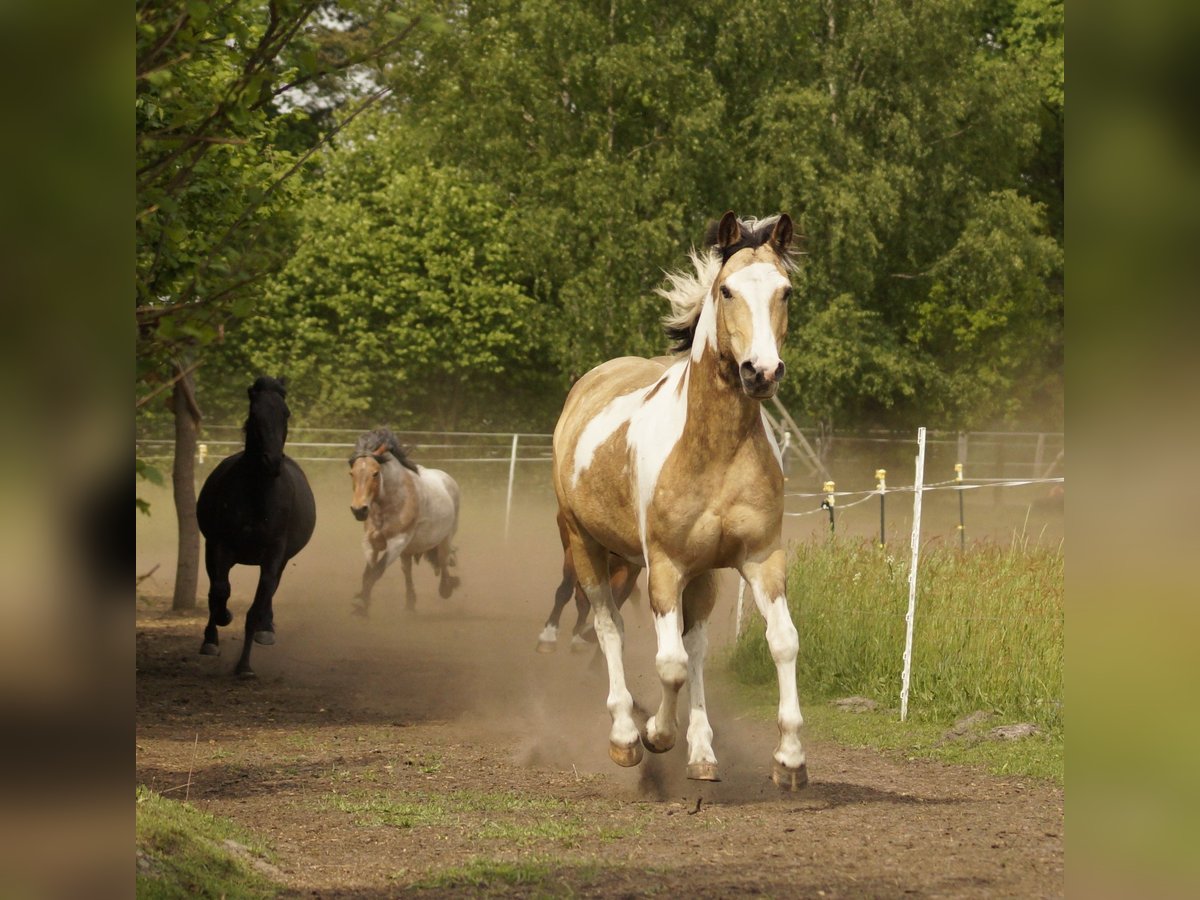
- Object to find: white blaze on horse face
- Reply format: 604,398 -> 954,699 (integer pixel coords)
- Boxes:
723,262 -> 789,373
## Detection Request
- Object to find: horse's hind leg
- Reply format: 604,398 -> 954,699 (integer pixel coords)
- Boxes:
566,522 -> 641,768
435,539 -> 459,598
235,554 -> 285,678
681,571 -> 719,781
568,578 -> 593,653
200,542 -> 234,656
537,557 -> 575,653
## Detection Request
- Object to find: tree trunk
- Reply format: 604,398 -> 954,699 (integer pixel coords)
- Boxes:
171,363 -> 203,610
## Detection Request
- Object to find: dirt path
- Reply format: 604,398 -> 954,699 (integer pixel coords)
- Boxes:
136,601 -> 1062,897
136,471 -> 1061,897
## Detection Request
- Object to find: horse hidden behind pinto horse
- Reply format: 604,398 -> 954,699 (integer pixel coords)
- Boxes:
197,376 -> 316,677
348,428 -> 461,614
552,212 -> 808,789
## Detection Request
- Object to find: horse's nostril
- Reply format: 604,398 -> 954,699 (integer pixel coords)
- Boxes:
740,361 -> 756,378
774,361 -> 786,381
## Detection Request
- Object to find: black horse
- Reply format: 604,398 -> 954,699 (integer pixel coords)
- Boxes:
196,376 -> 316,677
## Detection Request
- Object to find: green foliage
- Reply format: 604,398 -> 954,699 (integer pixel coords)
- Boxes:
730,537 -> 1064,731
135,457 -> 164,516
216,135 -> 557,427
138,0 -> 1063,433
135,786 -> 279,899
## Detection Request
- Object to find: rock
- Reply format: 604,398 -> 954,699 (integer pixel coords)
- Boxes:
988,723 -> 1041,741
939,710 -> 994,744
831,696 -> 878,713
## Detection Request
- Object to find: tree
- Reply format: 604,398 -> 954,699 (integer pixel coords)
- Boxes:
135,0 -> 425,607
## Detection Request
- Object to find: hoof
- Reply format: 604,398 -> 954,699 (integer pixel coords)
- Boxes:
199,642 -> 220,656
253,630 -> 275,646
536,640 -> 557,654
439,576 -> 460,599
772,762 -> 809,791
236,668 -> 257,680
609,742 -> 644,768
569,636 -> 590,654
687,762 -> 721,782
351,601 -> 369,618
641,731 -> 674,754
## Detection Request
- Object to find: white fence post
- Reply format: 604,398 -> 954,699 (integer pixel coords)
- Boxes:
504,433 -> 519,541
900,426 -> 927,722
735,578 -> 746,638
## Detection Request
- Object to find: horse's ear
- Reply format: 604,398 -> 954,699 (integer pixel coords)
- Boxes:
716,211 -> 741,249
372,444 -> 390,462
769,214 -> 794,255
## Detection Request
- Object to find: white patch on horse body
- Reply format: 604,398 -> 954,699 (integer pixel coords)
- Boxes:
723,261 -> 789,371
572,361 -> 691,539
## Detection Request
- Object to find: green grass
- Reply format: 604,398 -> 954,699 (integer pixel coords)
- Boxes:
728,536 -> 1063,780
411,858 -> 556,891
135,786 -> 280,899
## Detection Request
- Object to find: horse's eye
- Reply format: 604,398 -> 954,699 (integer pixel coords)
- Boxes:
782,286 -> 793,302
719,285 -> 732,299
373,472 -> 380,479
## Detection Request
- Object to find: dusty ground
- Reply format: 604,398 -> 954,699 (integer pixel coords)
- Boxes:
135,465 -> 1063,897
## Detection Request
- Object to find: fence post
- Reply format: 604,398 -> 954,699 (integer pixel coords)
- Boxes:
955,462 -> 965,552
504,433 -> 519,541
821,480 -> 836,533
735,578 -> 746,638
875,468 -> 887,546
900,426 -> 927,722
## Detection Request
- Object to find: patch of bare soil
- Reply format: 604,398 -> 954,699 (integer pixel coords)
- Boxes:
136,602 -> 1061,897
136,475 -> 1061,897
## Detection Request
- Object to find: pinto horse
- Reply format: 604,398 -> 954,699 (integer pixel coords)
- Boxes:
348,429 -> 461,613
536,511 -> 640,654
197,376 -> 316,677
552,212 -> 807,789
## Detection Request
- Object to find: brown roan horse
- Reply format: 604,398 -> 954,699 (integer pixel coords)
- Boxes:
348,429 -> 460,612
552,212 -> 807,789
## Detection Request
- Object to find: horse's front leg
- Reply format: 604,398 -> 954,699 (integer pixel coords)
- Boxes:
682,571 -> 719,781
236,553 -> 286,678
354,528 -> 389,616
400,553 -> 416,610
742,550 -> 808,790
643,557 -> 687,755
567,525 -> 641,768
199,542 -> 235,656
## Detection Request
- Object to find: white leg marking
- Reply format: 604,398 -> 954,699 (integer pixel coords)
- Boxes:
537,623 -> 558,644
585,586 -> 640,753
748,579 -> 806,770
683,622 -> 716,767
646,607 -> 687,752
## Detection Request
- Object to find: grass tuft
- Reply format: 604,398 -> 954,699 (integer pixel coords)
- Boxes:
135,786 -> 279,899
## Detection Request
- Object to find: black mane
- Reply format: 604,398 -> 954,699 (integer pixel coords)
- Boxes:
350,427 -> 419,472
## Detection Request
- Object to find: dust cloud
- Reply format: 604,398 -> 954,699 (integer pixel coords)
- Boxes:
136,451 -> 1062,805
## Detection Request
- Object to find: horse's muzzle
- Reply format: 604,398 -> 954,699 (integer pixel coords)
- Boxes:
351,505 -> 369,522
739,360 -> 785,400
